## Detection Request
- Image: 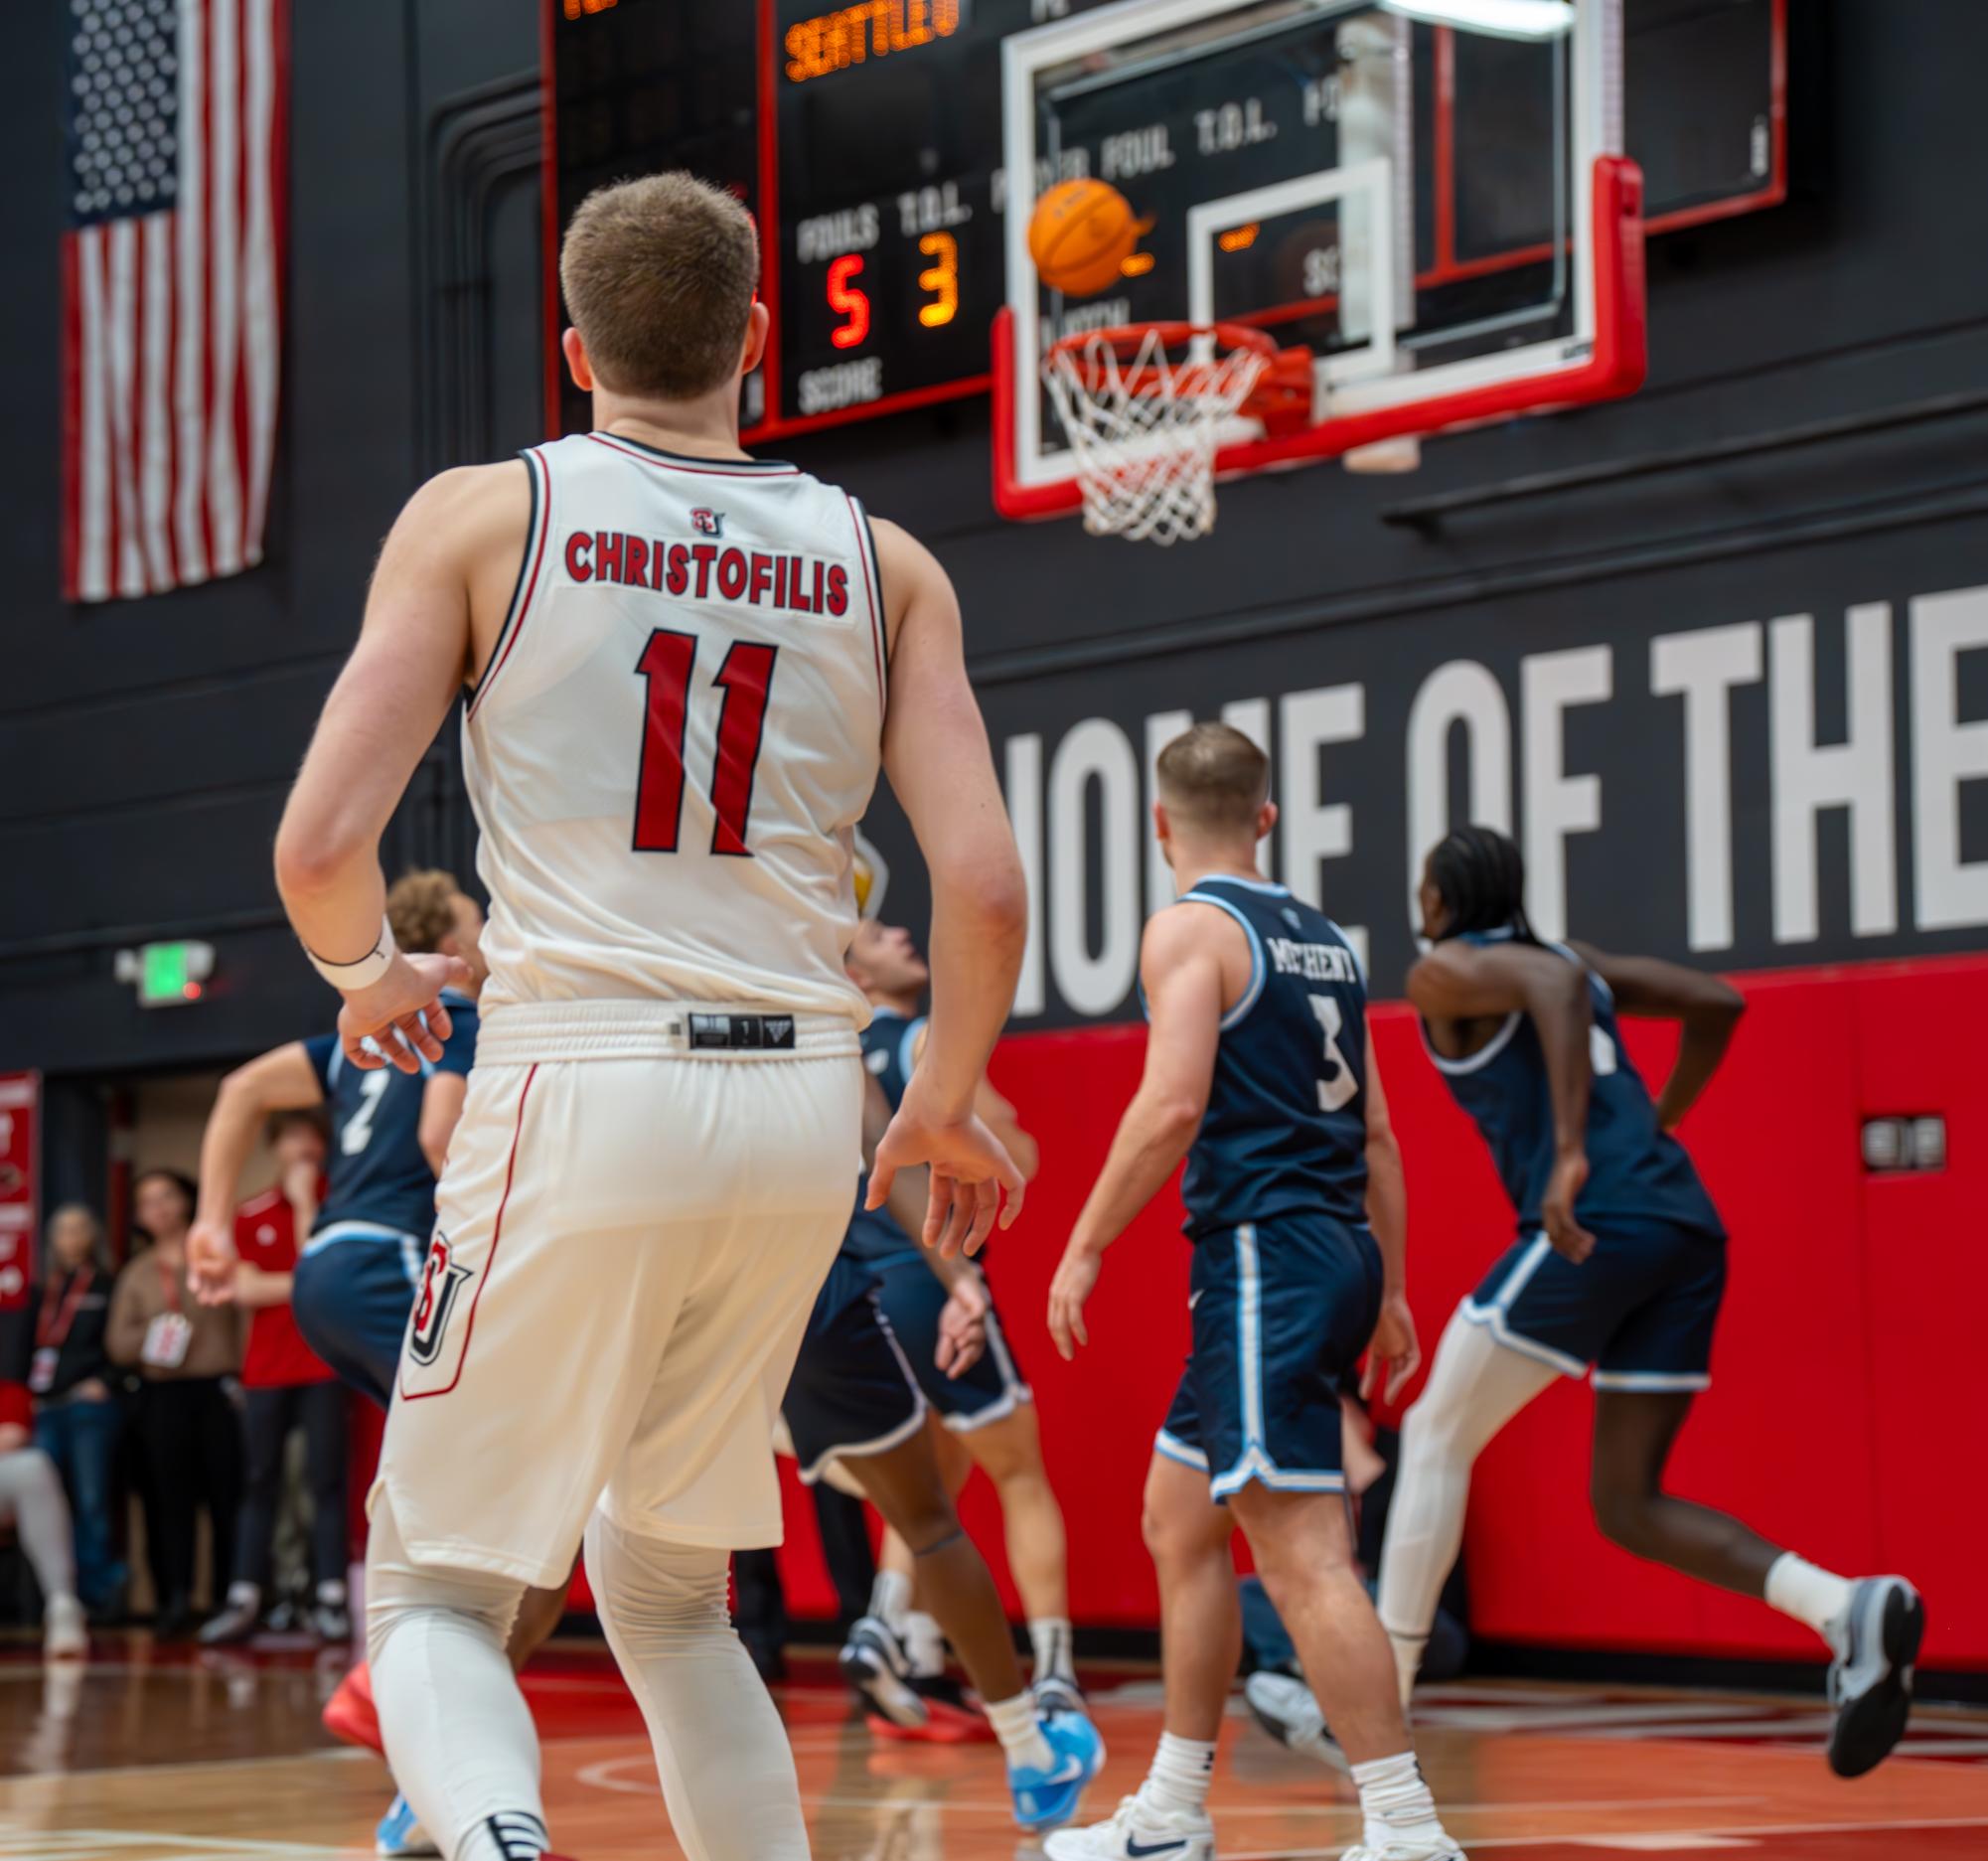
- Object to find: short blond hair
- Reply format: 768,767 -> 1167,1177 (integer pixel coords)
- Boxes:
1156,722 -> 1270,832
560,172 -> 759,401
386,869 -> 462,955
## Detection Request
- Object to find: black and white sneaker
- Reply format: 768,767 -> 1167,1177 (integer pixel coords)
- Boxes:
1033,1672 -> 1089,1720
198,1585 -> 263,1648
1826,1575 -> 1924,1778
1244,1670 -> 1348,1772
839,1614 -> 929,1730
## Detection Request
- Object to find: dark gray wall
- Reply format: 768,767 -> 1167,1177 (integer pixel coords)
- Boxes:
3,0 -> 1984,1074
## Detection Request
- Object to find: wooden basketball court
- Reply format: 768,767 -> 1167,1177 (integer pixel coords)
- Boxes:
1,1639 -> 1982,1859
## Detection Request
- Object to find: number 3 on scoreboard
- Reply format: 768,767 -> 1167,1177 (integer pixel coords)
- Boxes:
632,629 -> 778,856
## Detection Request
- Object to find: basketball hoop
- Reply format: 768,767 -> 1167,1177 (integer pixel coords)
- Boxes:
1041,323 -> 1311,544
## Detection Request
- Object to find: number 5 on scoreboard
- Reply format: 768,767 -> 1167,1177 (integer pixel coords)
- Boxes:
632,628 -> 778,856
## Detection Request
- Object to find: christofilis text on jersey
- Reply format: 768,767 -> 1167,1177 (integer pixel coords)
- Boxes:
563,529 -> 852,618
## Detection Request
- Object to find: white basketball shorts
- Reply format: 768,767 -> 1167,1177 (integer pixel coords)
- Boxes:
372,1001 -> 862,1588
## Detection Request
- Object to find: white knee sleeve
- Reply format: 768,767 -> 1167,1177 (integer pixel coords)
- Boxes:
368,1491 -> 546,1861
584,1509 -> 808,1861
1377,1309 -> 1557,1688
0,1451 -> 76,1604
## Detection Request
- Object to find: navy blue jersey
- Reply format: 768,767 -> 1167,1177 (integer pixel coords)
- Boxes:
841,1008 -> 927,1270
1422,934 -> 1725,1242
1173,877 -> 1371,1238
304,990 -> 479,1243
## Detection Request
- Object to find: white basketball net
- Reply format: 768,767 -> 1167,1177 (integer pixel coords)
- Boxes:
1042,327 -> 1270,545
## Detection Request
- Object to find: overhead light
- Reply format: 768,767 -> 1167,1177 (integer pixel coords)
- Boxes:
1379,0 -> 1576,42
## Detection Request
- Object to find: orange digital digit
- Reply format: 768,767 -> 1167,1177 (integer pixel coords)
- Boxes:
916,232 -> 958,329
828,253 -> 871,349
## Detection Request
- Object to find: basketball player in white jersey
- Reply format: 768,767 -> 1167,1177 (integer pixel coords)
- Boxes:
267,173 -> 1039,1861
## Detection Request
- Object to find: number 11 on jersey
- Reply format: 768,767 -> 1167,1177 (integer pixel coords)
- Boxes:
633,629 -> 779,856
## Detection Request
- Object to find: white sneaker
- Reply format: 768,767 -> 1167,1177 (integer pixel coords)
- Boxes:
1244,1670 -> 1347,1772
1043,1793 -> 1215,1860
43,1595 -> 86,1662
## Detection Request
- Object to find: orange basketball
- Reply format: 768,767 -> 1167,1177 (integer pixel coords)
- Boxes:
1028,178 -> 1138,298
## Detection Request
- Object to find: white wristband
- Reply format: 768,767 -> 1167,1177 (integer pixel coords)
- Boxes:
304,913 -> 397,992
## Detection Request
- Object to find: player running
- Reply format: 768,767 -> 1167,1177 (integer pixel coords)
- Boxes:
782,1075 -> 1102,1825
1365,825 -> 1921,1780
257,171 -> 1033,1861
190,870 -> 565,1858
840,912 -> 1083,1720
1045,724 -> 1462,1861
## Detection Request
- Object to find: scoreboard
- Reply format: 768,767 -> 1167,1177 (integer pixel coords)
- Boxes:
545,0 -> 1787,443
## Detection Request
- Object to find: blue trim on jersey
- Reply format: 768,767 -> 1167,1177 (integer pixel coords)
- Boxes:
1185,872 -> 1289,896
1179,891 -> 1266,1029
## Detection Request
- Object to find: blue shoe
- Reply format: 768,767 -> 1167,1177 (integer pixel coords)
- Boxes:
376,1794 -> 440,1858
1009,1710 -> 1106,1831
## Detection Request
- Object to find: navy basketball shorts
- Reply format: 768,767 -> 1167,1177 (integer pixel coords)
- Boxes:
1154,1213 -> 1383,1501
781,1253 -> 927,1485
872,1254 -> 1033,1432
290,1225 -> 426,1410
1461,1220 -> 1727,1390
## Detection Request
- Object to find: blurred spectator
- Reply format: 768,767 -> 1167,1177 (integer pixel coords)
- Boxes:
108,1169 -> 244,1638
20,1205 -> 126,1617
0,1379 -> 86,1657
201,1110 -> 350,1645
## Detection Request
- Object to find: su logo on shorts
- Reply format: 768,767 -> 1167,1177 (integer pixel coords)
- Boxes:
407,1233 -> 474,1369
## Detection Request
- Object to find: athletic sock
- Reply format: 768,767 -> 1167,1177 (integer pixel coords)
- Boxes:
1028,1615 -> 1075,1683
1386,1627 -> 1430,1711
1351,1751 -> 1448,1853
869,1569 -> 912,1631
224,1581 -> 260,1612
1139,1732 -> 1216,1818
984,1691 -> 1055,1772
1765,1552 -> 1856,1643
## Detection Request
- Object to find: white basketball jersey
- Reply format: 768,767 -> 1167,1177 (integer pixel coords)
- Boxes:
462,431 -> 887,1022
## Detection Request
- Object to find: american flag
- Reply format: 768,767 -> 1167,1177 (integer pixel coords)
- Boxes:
61,0 -> 288,604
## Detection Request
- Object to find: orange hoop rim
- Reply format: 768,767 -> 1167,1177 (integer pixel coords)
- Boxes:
1044,319 -> 1281,365
1045,321 -> 1315,435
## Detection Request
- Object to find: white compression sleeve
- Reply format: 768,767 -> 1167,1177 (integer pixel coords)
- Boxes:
584,1509 -> 809,1861
1377,1307 -> 1558,1703
368,1492 -> 545,1861
0,1451 -> 77,1603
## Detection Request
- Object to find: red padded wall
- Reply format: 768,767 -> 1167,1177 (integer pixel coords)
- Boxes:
771,957 -> 1988,1670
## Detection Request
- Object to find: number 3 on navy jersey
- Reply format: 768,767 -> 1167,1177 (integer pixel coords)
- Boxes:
632,629 -> 778,855
1309,994 -> 1359,1112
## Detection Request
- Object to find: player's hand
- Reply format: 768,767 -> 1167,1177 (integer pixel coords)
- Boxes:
1360,1290 -> 1421,1404
1543,1150 -> 1597,1264
188,1217 -> 240,1307
337,952 -> 472,1074
1047,1243 -> 1103,1362
868,1080 -> 1025,1258
935,1273 -> 990,1379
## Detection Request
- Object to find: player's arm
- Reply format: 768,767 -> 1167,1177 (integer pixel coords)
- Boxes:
1047,908 -> 1224,1359
1359,1035 -> 1420,1403
1407,940 -> 1597,1263
911,1022 -> 1040,1181
865,520 -> 1028,1254
863,1076 -> 987,1375
272,467 -> 522,1072
1571,943 -> 1746,1131
189,1042 -> 326,1305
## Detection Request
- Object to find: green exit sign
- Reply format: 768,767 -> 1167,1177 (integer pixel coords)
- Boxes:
122,940 -> 217,1008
